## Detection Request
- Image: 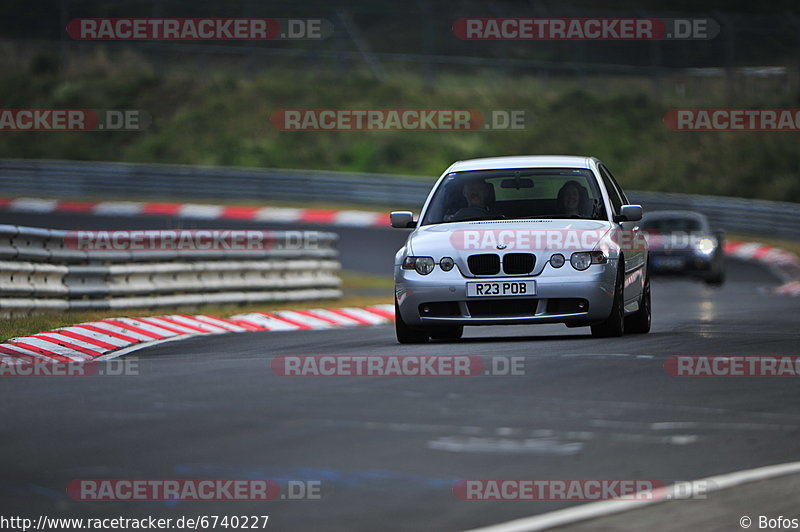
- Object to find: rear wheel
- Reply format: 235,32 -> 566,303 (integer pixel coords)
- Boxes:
591,265 -> 625,338
429,326 -> 464,341
395,302 -> 429,344
625,273 -> 651,334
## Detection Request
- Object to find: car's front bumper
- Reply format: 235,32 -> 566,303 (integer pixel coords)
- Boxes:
395,261 -> 618,327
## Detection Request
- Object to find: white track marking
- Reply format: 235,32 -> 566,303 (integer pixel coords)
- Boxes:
191,315 -> 249,332
8,337 -> 93,361
95,335 -> 194,360
253,207 -> 302,222
10,198 -> 58,212
178,204 -> 225,219
86,321 -> 156,342
231,313 -> 301,331
60,326 -> 129,347
92,201 -> 145,216
274,310 -> 334,329
166,315 -> 229,333
464,460 -> 800,532
305,308 -> 363,325
34,332 -> 110,354
114,317 -> 178,337
336,307 -> 391,324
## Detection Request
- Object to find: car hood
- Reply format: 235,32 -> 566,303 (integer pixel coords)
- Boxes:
408,219 -> 615,277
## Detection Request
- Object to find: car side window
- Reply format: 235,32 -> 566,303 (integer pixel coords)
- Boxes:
602,165 -> 630,204
598,166 -> 623,215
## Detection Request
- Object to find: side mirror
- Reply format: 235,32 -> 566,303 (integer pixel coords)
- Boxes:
615,205 -> 643,223
390,211 -> 416,228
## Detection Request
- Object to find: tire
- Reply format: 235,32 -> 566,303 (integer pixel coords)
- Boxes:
591,265 -> 625,338
625,273 -> 651,334
429,326 -> 464,341
395,302 -> 429,344
704,269 -> 725,286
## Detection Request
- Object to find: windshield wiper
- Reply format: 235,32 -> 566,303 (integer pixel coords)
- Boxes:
516,214 -> 582,219
455,215 -> 508,222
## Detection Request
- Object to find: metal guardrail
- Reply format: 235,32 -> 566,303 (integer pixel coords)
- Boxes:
0,159 -> 431,207
1,159 -> 798,239
0,225 -> 342,315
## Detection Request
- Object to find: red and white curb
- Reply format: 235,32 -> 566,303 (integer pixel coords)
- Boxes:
0,304 -> 395,362
724,241 -> 800,295
0,197 -> 389,228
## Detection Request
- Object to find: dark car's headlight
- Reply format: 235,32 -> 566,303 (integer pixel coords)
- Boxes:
403,256 -> 435,275
694,237 -> 716,255
570,251 -> 607,270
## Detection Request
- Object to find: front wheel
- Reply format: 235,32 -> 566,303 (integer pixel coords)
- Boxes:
704,269 -> 725,286
591,265 -> 625,338
625,274 -> 651,334
395,302 -> 429,344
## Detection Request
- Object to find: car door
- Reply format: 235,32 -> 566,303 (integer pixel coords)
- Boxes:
598,164 -> 645,305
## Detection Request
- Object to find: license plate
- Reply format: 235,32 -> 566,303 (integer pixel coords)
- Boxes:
653,256 -> 685,269
466,281 -> 536,297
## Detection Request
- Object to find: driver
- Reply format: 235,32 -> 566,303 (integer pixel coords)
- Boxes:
463,180 -> 493,209
450,180 -> 502,220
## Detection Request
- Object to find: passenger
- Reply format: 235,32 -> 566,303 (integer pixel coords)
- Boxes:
557,181 -> 590,217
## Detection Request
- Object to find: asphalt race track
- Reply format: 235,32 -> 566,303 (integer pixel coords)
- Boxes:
2,210 -> 799,531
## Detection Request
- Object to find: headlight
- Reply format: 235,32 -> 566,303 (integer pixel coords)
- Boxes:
694,237 -> 716,255
402,256 -> 435,275
550,253 -> 565,268
439,257 -> 455,271
570,251 -> 607,271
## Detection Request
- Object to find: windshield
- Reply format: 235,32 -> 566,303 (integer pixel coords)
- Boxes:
421,168 -> 607,225
641,217 -> 705,232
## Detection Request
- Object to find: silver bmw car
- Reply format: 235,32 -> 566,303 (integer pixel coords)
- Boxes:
391,156 -> 651,343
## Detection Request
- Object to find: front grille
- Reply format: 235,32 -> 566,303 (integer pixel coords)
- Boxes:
468,254 -> 501,275
467,299 -> 538,317
503,253 -> 535,274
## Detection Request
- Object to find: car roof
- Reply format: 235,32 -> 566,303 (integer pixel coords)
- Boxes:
447,155 -> 595,173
